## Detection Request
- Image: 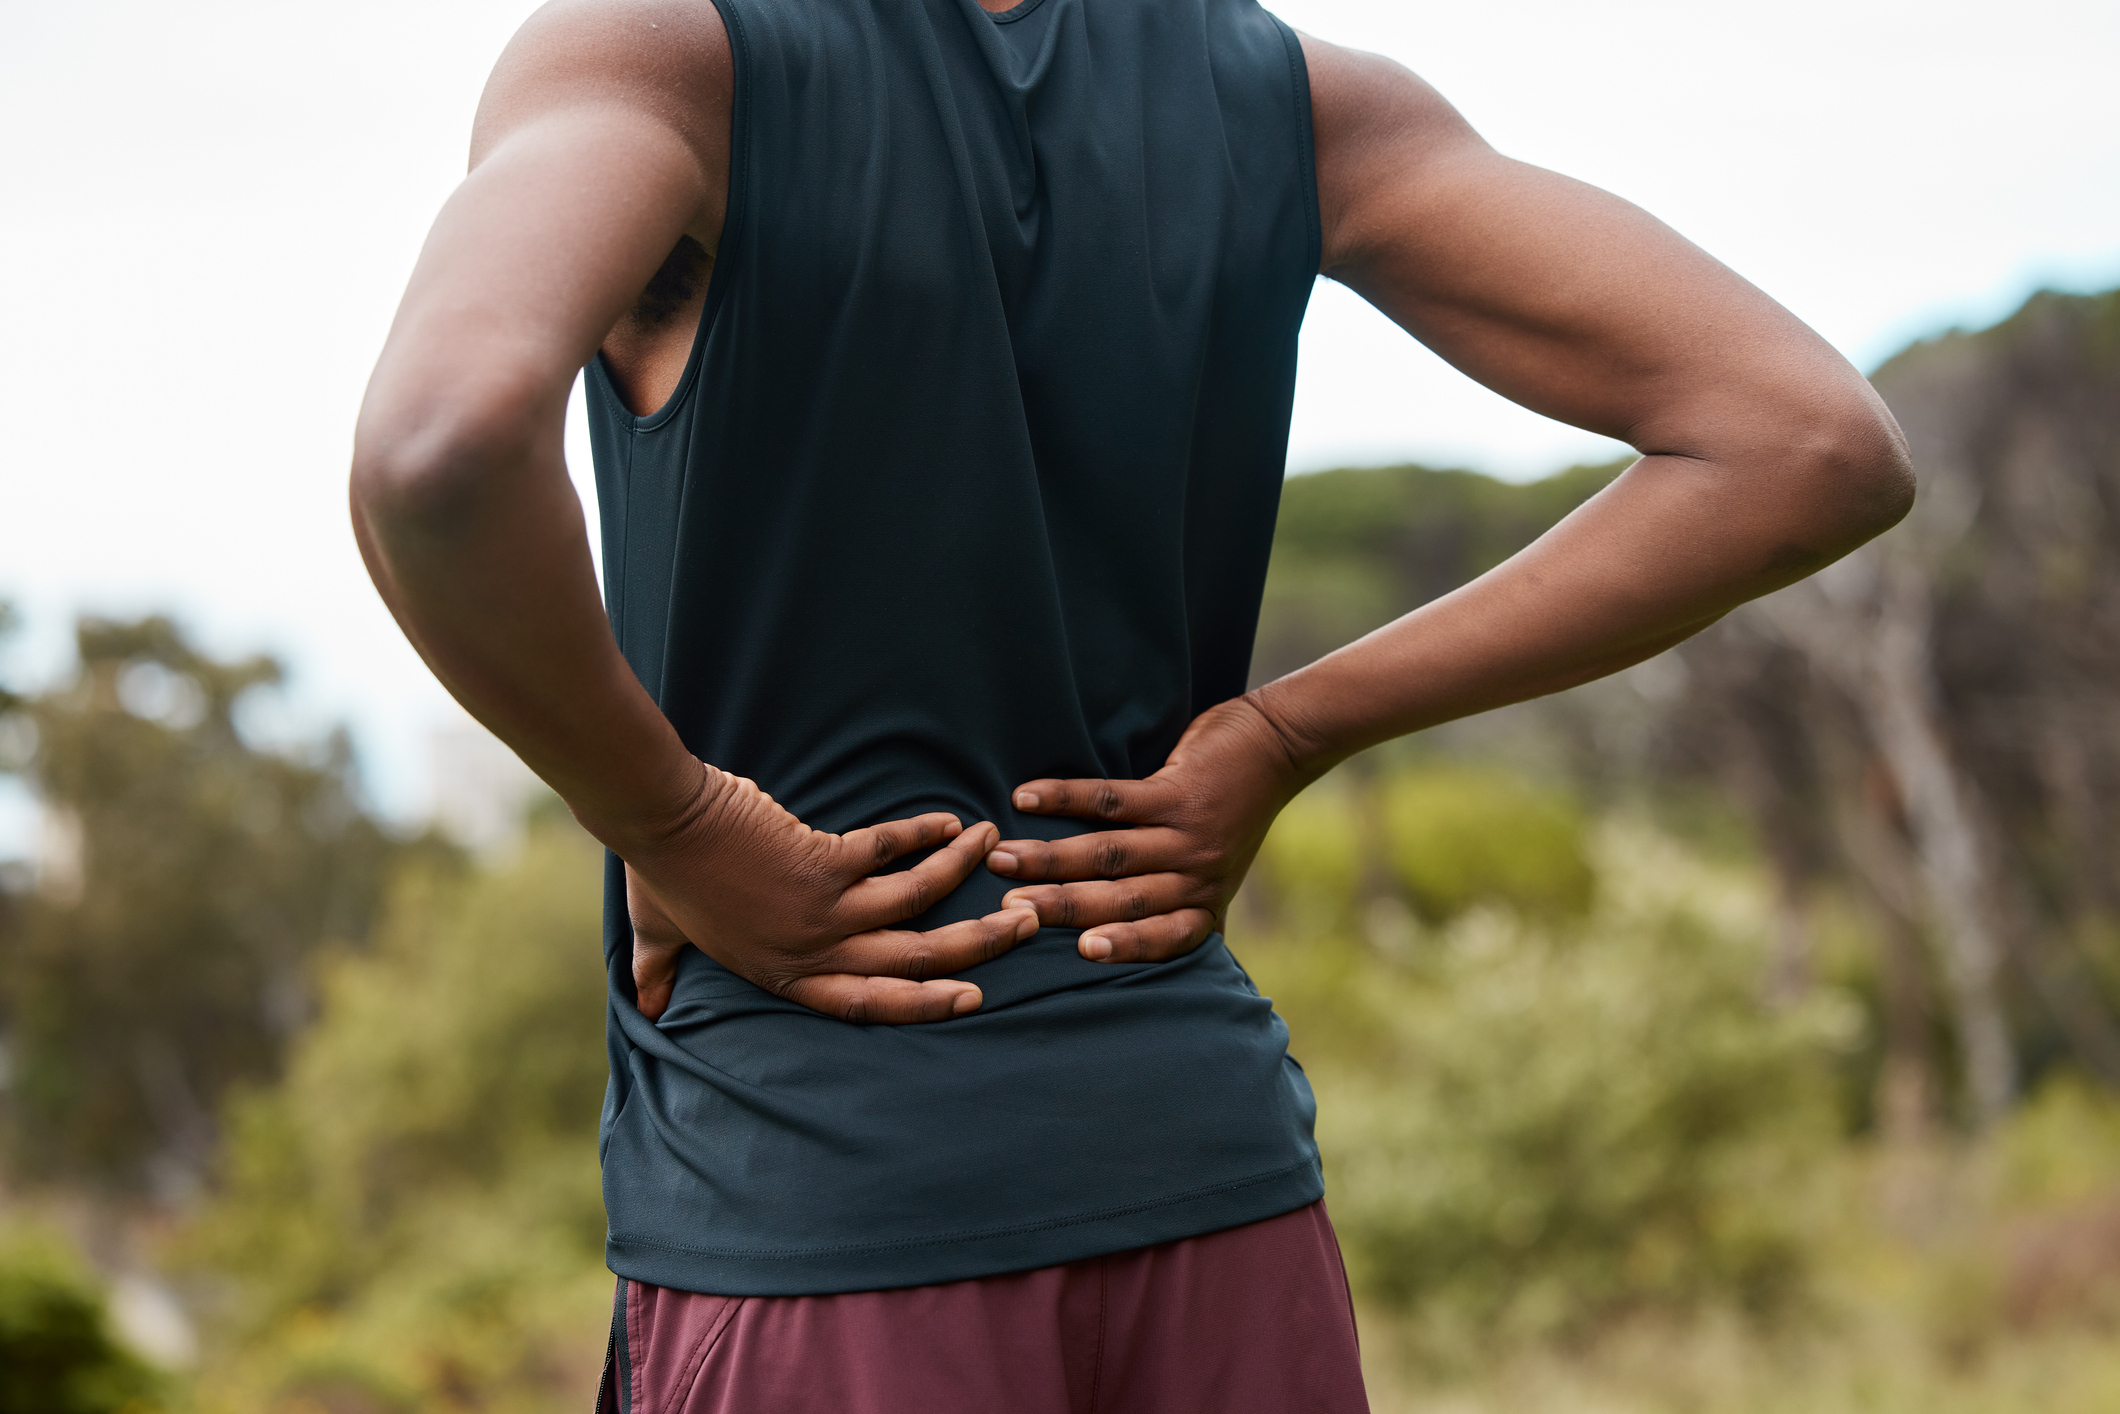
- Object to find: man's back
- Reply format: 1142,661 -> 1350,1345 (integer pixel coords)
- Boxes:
588,0 -> 1328,1298
590,0 -> 1312,870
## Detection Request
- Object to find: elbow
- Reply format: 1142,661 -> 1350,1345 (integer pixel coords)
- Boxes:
350,372 -> 547,540
1841,398 -> 1917,541
1778,385 -> 1916,562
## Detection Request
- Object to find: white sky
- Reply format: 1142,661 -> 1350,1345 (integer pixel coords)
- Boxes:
1,0 -> 2116,840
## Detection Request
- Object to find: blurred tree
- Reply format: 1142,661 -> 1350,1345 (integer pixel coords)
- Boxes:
0,616 -> 437,1197
0,1227 -> 165,1414
1672,289 -> 2120,1126
181,812 -> 610,1414
0,601 -> 22,714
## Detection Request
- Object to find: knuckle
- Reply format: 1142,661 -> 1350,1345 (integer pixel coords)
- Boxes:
1053,892 -> 1079,928
1123,890 -> 1150,921
840,993 -> 870,1025
1177,837 -> 1220,870
1093,838 -> 1128,878
900,873 -> 935,915
1093,784 -> 1123,819
902,946 -> 934,982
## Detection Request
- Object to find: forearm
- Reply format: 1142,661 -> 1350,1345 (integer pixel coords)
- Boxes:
351,417 -> 700,852
347,85 -> 730,852
1250,435 -> 1906,777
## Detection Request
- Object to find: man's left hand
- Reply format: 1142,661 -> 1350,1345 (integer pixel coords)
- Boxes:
987,695 -> 1311,962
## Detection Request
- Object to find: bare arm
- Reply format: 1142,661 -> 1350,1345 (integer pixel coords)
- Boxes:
353,0 -> 1033,1021
989,35 -> 1913,956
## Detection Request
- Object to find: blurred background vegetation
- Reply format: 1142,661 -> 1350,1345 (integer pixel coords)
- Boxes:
2,288 -> 2118,1412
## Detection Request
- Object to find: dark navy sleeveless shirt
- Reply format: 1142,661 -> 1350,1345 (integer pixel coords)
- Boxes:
585,0 -> 1320,1295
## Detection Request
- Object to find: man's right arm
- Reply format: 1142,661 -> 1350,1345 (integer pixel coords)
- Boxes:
351,0 -> 1034,1022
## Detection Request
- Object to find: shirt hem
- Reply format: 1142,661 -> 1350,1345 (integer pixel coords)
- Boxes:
604,1156 -> 1324,1297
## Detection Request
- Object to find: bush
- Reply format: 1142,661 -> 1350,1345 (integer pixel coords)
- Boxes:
181,815 -> 613,1414
0,1230 -> 164,1414
1378,764 -> 1594,924
1242,822 -> 1852,1359
1250,777 -> 1367,933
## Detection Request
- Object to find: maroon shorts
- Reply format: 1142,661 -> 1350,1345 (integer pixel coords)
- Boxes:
599,1200 -> 1369,1413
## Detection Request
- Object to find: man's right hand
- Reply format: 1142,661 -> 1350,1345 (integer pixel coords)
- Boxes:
621,763 -> 1039,1025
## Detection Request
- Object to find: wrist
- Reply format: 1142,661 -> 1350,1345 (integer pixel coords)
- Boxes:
572,754 -> 722,863
1238,683 -> 1339,792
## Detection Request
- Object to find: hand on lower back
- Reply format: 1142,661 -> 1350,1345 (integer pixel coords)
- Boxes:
625,765 -> 1038,1023
985,696 -> 1308,962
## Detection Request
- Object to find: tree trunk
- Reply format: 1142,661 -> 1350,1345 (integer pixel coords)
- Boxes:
1858,565 -> 2016,1127
1753,532 -> 2017,1129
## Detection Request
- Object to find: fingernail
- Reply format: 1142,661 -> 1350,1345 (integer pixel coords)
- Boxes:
1013,907 -> 1040,938
943,820 -> 963,837
1015,791 -> 1039,810
1081,935 -> 1113,961
990,851 -> 1017,874
951,988 -> 982,1016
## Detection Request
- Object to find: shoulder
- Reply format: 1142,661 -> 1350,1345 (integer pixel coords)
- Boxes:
1292,30 -> 1492,277
470,0 -> 733,173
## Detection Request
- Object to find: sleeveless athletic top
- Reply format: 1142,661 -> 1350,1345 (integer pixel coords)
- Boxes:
586,0 -> 1321,1295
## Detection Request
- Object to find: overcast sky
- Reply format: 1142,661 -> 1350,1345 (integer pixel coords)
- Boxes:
2,0 -> 2116,841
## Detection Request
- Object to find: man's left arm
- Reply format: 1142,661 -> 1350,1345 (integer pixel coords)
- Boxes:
984,35 -> 1915,959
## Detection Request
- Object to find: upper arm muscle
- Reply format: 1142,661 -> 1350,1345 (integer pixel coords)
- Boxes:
359,0 -> 732,460
1299,32 -> 1879,463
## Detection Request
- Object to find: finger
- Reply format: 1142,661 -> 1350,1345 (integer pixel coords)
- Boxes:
1076,909 -> 1217,964
836,811 -> 966,871
824,905 -> 1040,981
1009,777 -> 1168,824
999,875 -> 1206,930
837,821 -> 999,929
626,867 -> 690,1022
779,973 -> 985,1025
987,826 -> 1189,881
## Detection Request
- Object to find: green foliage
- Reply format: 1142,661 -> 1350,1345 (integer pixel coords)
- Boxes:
1996,1071 -> 2120,1209
1378,765 -> 1594,924
0,617 -> 437,1191
1241,820 -> 1850,1358
1250,777 -> 1366,931
0,1229 -> 165,1414
1270,461 -> 1624,581
1252,460 -> 1624,684
182,817 -> 612,1414
1251,762 -> 1594,937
